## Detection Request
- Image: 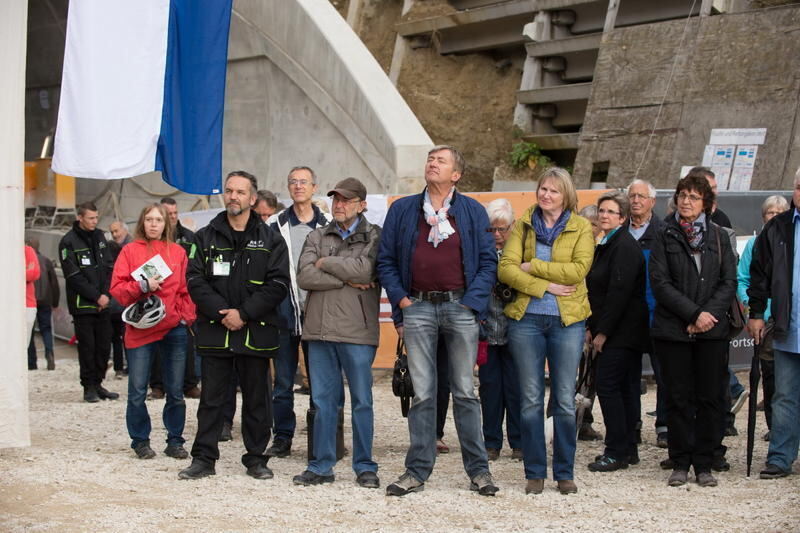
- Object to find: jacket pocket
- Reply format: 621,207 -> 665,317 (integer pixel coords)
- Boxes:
195,319 -> 230,350
244,321 -> 279,352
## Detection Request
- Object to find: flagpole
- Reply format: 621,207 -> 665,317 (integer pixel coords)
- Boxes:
0,0 -> 31,449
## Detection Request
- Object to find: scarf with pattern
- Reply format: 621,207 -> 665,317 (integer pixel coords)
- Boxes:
422,187 -> 456,248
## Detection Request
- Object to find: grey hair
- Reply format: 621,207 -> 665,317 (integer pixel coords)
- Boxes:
486,198 -> 514,224
428,145 -> 466,177
597,190 -> 631,219
762,195 -> 790,217
287,166 -> 318,184
627,178 -> 656,199
578,204 -> 597,221
109,220 -> 129,232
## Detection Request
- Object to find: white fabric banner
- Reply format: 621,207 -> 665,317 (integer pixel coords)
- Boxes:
52,0 -> 170,179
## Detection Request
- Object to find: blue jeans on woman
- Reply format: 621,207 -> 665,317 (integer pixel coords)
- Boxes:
508,314 -> 584,480
126,326 -> 188,449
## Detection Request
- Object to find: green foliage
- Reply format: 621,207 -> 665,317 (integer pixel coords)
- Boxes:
508,141 -> 552,170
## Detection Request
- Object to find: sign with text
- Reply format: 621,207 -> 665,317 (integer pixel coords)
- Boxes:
709,128 -> 767,146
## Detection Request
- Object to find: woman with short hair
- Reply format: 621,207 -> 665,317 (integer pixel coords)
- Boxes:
649,175 -> 737,488
498,167 -> 594,495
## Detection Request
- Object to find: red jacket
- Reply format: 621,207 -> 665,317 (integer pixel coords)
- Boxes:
110,239 -> 195,348
25,245 -> 40,308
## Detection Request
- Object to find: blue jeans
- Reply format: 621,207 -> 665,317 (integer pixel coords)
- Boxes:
272,330 -> 300,441
307,341 -> 377,476
767,349 -> 800,470
508,314 -> 584,480
479,343 -> 521,450
126,326 -> 187,448
402,298 -> 488,481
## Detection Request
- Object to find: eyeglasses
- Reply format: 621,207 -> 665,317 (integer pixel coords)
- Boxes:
677,193 -> 703,203
597,208 -> 620,216
628,193 -> 652,201
331,196 -> 361,206
486,226 -> 511,233
288,179 -> 313,187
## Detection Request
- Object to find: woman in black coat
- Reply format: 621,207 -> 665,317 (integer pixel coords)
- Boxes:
585,191 -> 649,472
649,174 -> 737,488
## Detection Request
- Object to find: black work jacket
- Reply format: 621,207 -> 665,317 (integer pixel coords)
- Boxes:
649,216 -> 737,342
749,209 -> 795,337
188,211 -> 290,357
59,222 -> 113,316
175,221 -> 196,257
586,228 -> 649,352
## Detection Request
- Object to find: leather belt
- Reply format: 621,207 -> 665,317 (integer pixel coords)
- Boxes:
410,288 -> 465,305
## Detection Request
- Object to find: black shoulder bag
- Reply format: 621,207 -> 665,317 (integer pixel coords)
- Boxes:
715,228 -> 746,338
391,339 -> 414,417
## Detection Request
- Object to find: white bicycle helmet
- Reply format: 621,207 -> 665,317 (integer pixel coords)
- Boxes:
122,295 -> 166,329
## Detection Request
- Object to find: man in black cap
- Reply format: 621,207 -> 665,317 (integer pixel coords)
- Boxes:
292,178 -> 383,488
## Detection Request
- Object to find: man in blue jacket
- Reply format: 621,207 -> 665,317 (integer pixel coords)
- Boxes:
377,145 -> 499,497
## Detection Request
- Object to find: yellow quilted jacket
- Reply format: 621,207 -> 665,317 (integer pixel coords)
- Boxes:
498,204 -> 594,325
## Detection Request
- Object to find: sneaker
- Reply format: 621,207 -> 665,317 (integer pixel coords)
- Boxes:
578,424 -> 602,441
184,386 -> 201,399
525,479 -> 544,495
469,472 -> 499,496
511,448 -> 523,461
696,472 -> 718,487
164,445 -> 189,459
356,471 -> 380,489
656,432 -> 669,449
557,479 -> 578,494
96,385 -> 120,400
83,386 -> 100,403
588,454 -> 628,472
660,458 -> 675,470
724,425 -> 738,437
486,448 -> 500,461
149,387 -> 165,400
178,461 -> 216,480
386,472 -> 424,496
219,421 -> 233,442
730,390 -> 749,415
436,439 -> 449,454
759,463 -> 790,479
293,469 -> 334,486
266,438 -> 291,458
668,469 -> 688,487
711,456 -> 730,472
134,442 -> 156,459
246,463 -> 274,480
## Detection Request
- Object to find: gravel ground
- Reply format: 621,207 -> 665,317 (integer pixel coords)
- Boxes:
1,343 -> 798,532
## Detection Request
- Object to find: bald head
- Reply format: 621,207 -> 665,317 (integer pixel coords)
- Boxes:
109,221 -> 129,244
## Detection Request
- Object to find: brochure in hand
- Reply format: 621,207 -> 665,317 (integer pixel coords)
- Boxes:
131,253 -> 173,281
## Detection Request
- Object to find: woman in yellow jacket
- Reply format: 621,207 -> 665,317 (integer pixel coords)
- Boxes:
498,167 -> 594,496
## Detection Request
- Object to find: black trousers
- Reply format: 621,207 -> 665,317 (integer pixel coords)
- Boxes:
656,339 -> 727,474
73,313 -> 112,387
110,313 -> 126,372
595,347 -> 642,460
190,353 -> 272,469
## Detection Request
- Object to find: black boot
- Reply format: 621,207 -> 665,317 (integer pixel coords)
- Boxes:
84,386 -> 100,403
96,384 -> 120,400
45,350 -> 55,371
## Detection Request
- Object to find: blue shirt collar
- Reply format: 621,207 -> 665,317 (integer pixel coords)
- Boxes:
336,216 -> 361,239
793,208 -> 800,222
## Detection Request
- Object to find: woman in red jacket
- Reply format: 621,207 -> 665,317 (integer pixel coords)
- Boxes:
111,203 -> 195,460
25,244 -> 41,360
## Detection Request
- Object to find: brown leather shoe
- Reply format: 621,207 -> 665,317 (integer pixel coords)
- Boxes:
525,479 -> 544,495
557,479 -> 578,494
511,448 -> 523,461
486,448 -> 500,461
149,387 -> 165,400
184,386 -> 201,399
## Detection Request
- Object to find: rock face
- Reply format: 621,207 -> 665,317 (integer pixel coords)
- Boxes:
573,5 -> 800,190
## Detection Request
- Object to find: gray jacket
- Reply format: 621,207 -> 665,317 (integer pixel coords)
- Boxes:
297,216 -> 382,346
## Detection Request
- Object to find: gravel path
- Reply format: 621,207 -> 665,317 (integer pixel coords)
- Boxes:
1,344 -> 798,532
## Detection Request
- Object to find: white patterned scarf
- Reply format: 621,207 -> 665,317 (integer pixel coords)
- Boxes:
423,187 -> 456,248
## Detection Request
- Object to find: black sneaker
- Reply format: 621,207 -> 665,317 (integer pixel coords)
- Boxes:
386,472 -> 424,496
588,454 -> 628,472
469,472 -> 499,496
246,463 -> 274,480
134,442 -> 156,459
356,470 -> 380,489
711,456 -> 730,472
178,462 -> 216,480
83,386 -> 100,403
759,463 -> 790,479
218,421 -> 233,442
164,445 -> 189,460
293,469 -> 334,486
96,385 -> 120,400
266,438 -> 291,458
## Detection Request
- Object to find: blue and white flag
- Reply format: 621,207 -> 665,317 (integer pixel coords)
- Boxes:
52,0 -> 233,195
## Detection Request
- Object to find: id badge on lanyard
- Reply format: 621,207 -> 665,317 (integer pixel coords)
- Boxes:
213,255 -> 231,276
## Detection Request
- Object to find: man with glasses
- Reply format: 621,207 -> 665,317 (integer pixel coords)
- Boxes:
266,167 -> 332,458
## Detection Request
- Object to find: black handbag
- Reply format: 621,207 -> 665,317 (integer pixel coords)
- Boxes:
392,339 -> 414,417
715,228 -> 746,339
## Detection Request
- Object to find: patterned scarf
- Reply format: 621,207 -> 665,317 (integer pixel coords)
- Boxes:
422,187 -> 456,248
676,211 -> 706,251
532,207 -> 571,246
